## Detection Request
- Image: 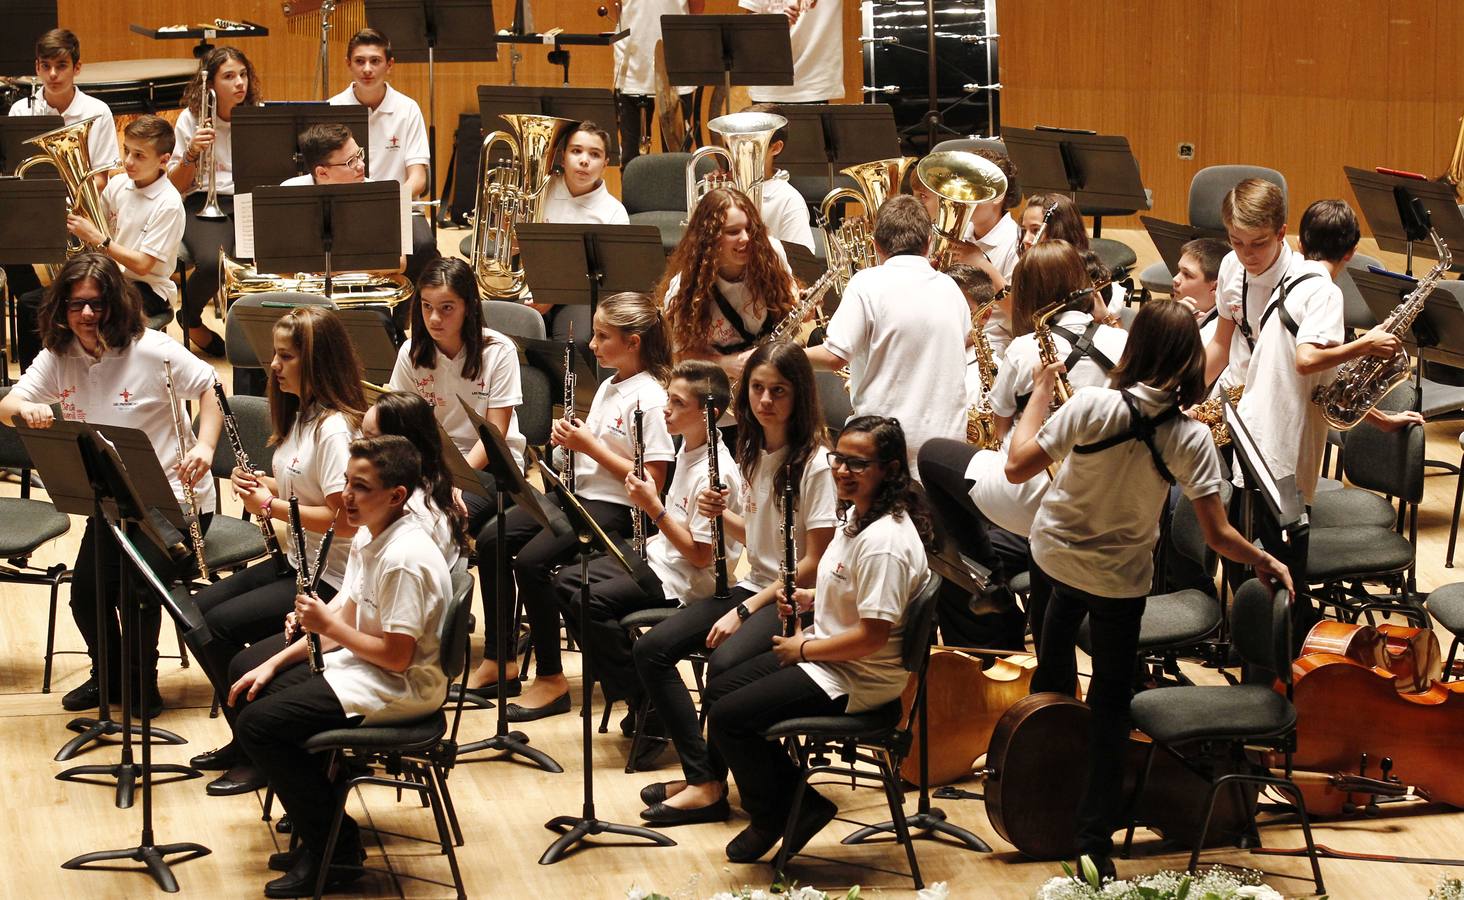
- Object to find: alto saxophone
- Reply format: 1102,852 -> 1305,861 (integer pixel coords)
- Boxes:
967,297 -> 1002,449
163,359 -> 209,580
1032,298 -> 1077,414
762,268 -> 838,349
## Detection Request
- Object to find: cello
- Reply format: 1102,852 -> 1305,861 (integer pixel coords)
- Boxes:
898,648 -> 1038,786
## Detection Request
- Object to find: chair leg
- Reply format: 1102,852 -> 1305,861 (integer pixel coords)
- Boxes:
42,574 -> 61,693
624,695 -> 650,774
1272,779 -> 1326,895
1445,637 -> 1461,682
1121,741 -> 1160,858
175,621 -> 190,668
421,763 -> 468,900
313,763 -> 353,900
1448,451 -> 1464,568
878,751 -> 923,889
433,764 -> 464,847
598,694 -> 612,734
773,740 -> 814,877
1186,773 -> 1231,874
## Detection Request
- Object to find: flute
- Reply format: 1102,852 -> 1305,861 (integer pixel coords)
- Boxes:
705,395 -> 730,604
212,381 -> 290,576
287,495 -> 327,674
163,359 -> 209,580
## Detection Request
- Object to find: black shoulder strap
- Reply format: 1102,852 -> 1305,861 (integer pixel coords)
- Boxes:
709,283 -> 772,355
1072,390 -> 1180,484
1257,272 -> 1322,339
1050,319 -> 1117,373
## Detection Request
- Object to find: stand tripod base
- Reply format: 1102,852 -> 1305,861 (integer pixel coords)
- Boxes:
458,730 -> 563,773
539,813 -> 675,865
63,840 -> 212,893
842,807 -> 992,853
55,716 -> 186,762
56,762 -> 203,809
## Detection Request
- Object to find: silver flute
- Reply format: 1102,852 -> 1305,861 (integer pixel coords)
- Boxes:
163,359 -> 209,580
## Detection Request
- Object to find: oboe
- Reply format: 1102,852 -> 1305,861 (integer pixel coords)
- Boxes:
560,322 -> 577,492
780,465 -> 797,638
212,381 -> 289,576
706,395 -> 730,604
287,495 -> 327,674
630,401 -> 647,559
163,358 -> 209,580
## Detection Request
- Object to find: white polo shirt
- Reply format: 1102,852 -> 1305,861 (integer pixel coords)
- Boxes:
10,86 -> 119,172
573,370 -> 676,505
801,513 -> 927,712
822,255 -> 969,470
739,0 -> 845,103
987,309 -> 1128,419
737,446 -> 838,591
542,175 -> 629,225
100,172 -> 186,306
973,213 -> 1021,282
170,108 -> 234,197
614,0 -> 695,96
11,328 -> 217,514
329,83 -> 431,188
1215,243 -> 1297,390
279,174 -> 313,187
646,440 -> 744,603
759,171 -> 815,252
388,329 -> 528,472
664,239 -> 796,355
1032,383 -> 1225,598
323,515 -> 450,725
275,408 -> 358,588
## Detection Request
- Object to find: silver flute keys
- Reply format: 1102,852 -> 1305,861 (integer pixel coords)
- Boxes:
163,358 -> 209,580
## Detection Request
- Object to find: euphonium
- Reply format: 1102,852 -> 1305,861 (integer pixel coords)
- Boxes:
15,115 -> 114,285
683,111 -> 786,222
218,251 -> 414,308
967,297 -> 1001,450
470,113 -> 579,299
917,150 -> 1008,269
819,156 -> 914,292
195,71 -> 228,220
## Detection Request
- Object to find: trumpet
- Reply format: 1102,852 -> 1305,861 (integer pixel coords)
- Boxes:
15,116 -> 115,285
630,402 -> 647,560
163,359 -> 209,580
195,69 -> 227,221
917,150 -> 1008,269
684,111 -> 786,222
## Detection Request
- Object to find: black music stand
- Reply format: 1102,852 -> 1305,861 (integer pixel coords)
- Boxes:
453,402 -> 565,771
249,182 -> 405,294
495,30 -> 629,90
15,421 -> 209,891
0,177 -> 66,374
477,86 -> 621,163
661,14 -> 793,122
776,103 -> 903,188
1140,216 -> 1226,276
1004,126 -> 1151,235
0,0 -> 55,76
336,307 -> 402,382
1344,166 -> 1464,274
515,221 -> 664,327
0,115 -> 64,173
533,459 -> 675,864
232,105 -> 371,193
128,20 -> 269,59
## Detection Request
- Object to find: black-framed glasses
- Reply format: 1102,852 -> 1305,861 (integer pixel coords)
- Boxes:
66,298 -> 107,314
827,451 -> 877,474
325,148 -> 366,170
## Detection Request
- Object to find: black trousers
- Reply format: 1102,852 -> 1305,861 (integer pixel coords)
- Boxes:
71,514 -> 212,686
706,594 -> 778,682
234,658 -> 358,859
631,588 -> 748,786
705,652 -> 847,832
552,554 -> 674,705
180,193 -> 235,328
1029,571 -> 1146,859
475,497 -> 632,678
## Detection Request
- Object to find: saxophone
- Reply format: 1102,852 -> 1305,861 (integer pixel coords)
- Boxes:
1190,384 -> 1245,447
966,297 -> 1002,449
762,269 -> 837,349
163,359 -> 209,580
1032,298 -> 1077,414
1313,228 -> 1452,429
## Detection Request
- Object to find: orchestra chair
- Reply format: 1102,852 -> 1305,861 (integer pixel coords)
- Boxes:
1121,580 -> 1324,895
224,292 -> 335,397
1137,165 -> 1286,299
760,573 -> 944,889
621,152 -> 717,254
0,385 -> 73,692
480,299 -> 546,341
1423,583 -> 1464,680
301,563 -> 475,900
616,606 -> 710,774
815,369 -> 852,438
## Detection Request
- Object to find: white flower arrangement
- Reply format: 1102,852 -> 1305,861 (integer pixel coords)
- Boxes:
1431,877 -> 1464,900
625,881 -> 952,900
1035,859 -> 1283,900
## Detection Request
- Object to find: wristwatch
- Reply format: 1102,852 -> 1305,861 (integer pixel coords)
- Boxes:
735,602 -> 751,622
100,236 -> 112,251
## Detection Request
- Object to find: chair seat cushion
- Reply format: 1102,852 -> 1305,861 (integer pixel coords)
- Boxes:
1140,261 -> 1174,296
0,497 -> 71,557
1305,526 -> 1413,582
1427,582 -> 1464,635
203,515 -> 268,571
1080,590 -> 1220,654
628,210 -> 687,253
1008,571 -> 1031,596
1091,238 -> 1138,276
305,710 -> 447,754
620,605 -> 678,631
458,234 -> 472,258
1131,684 -> 1295,744
1309,487 -> 1396,529
762,700 -> 901,741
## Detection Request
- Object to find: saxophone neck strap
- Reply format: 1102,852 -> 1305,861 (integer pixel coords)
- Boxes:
1257,272 -> 1322,339
1049,319 -> 1117,373
709,282 -> 774,355
1072,389 -> 1181,484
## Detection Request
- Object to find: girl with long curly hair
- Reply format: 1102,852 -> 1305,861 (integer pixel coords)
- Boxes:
656,187 -> 797,381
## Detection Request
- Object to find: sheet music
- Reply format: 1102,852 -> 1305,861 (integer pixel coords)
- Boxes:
233,192 -> 255,257
398,181 -> 412,255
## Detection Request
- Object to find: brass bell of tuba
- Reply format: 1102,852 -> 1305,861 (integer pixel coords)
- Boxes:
470,113 -> 580,299
219,251 -> 414,308
16,115 -> 115,285
916,150 -> 1008,269
683,111 -> 787,222
818,156 -> 914,292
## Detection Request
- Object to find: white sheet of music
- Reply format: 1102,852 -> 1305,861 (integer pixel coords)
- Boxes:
232,181 -> 412,260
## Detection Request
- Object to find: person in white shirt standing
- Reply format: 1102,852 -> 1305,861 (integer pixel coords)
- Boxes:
613,0 -> 704,161
738,0 -> 844,105
805,194 -> 969,471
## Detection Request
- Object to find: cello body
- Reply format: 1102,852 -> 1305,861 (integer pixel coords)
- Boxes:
900,648 -> 1037,786
1300,621 -> 1442,693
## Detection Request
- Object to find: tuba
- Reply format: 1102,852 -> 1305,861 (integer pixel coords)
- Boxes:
819,156 -> 914,292
219,251 -> 414,308
16,116 -> 115,285
470,113 -> 579,299
917,150 -> 1008,269
683,111 -> 787,222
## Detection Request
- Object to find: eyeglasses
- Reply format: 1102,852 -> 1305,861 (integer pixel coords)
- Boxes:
325,148 -> 366,170
66,298 -> 107,314
827,451 -> 877,474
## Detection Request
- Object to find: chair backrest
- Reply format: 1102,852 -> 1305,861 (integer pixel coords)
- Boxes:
1232,578 -> 1292,685
1188,165 -> 1287,232
517,364 -> 554,449
1342,382 -> 1423,503
440,562 -> 475,680
815,369 -> 852,437
1340,253 -> 1384,332
481,300 -> 547,340
225,292 -> 335,368
621,152 -> 719,215
1169,483 -> 1229,567
0,386 -> 32,471
900,572 -> 945,674
225,394 -> 276,478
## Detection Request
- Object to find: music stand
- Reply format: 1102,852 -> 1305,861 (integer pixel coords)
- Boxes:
336,308 -> 402,383
776,103 -> 902,188
0,0 -> 55,76
0,115 -> 64,174
14,421 -> 209,891
1140,216 -> 1226,276
495,30 -> 629,90
1004,126 -> 1151,232
516,221 -> 664,323
533,459 -> 675,864
1344,166 -> 1464,274
661,14 -> 793,121
231,105 -> 371,193
0,176 -> 65,375
248,182 -> 405,294
477,86 -> 621,164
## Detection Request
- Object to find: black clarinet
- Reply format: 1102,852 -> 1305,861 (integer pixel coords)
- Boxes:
780,465 -> 797,637
213,381 -> 290,576
705,395 -> 729,603
287,495 -> 327,674
630,402 -> 647,559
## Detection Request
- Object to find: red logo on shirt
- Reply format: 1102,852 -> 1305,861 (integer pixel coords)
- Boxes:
832,562 -> 848,581
119,389 -> 132,403
388,136 -> 400,150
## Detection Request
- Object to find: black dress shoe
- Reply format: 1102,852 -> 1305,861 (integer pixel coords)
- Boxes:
726,824 -> 782,863
206,762 -> 266,796
263,847 -> 364,898
269,842 -> 365,873
61,677 -> 101,711
504,691 -> 571,722
189,742 -> 240,771
781,791 -> 839,859
640,781 -> 675,806
640,797 -> 731,826
196,331 -> 227,359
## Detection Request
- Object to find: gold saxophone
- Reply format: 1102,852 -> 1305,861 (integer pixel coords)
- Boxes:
967,298 -> 1001,449
1032,298 -> 1076,413
1190,384 -> 1245,447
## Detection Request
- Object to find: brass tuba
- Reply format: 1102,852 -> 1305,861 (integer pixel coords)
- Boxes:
16,115 -> 115,285
819,156 -> 914,292
916,150 -> 1008,269
219,251 -> 414,308
470,113 -> 579,299
683,111 -> 787,222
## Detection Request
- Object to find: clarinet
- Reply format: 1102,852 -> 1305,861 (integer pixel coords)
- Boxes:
287,495 -> 327,674
780,465 -> 797,638
705,395 -> 730,603
163,358 -> 209,580
630,401 -> 647,559
212,381 -> 290,576
560,323 -> 577,492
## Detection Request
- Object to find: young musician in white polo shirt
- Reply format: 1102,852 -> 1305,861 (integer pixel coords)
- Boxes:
738,0 -> 843,105
613,0 -> 704,161
1172,237 -> 1228,347
0,254 -> 222,716
10,29 -> 119,189
805,195 -> 969,471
